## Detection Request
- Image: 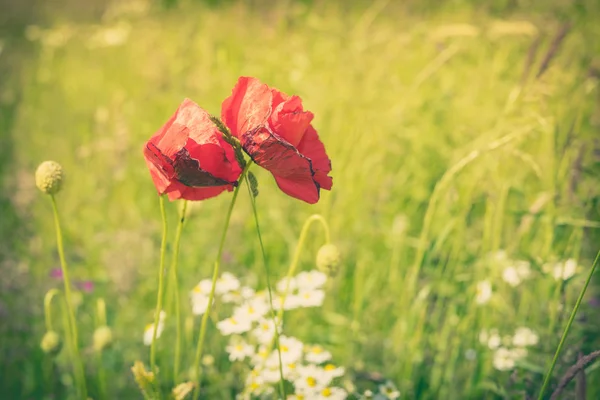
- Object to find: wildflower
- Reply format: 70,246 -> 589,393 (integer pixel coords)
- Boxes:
225,339 -> 255,362
277,276 -> 298,293
502,261 -> 531,287
250,345 -> 271,366
143,98 -> 242,201
305,345 -> 332,364
191,279 -> 212,295
294,365 -> 331,395
545,259 -> 578,280
93,325 -> 113,351
233,298 -> 269,322
143,311 -> 166,345
40,331 -> 62,356
221,76 -> 333,204
322,363 -> 345,379
316,244 -> 341,276
492,347 -> 519,371
475,280 -> 492,304
35,161 -> 64,195
216,272 -> 240,295
190,294 -> 213,316
297,289 -> 326,308
378,381 -> 401,399
512,327 -> 539,347
296,270 -> 328,290
252,318 -> 281,344
223,286 -> 255,303
278,335 -> 304,364
217,316 -> 252,336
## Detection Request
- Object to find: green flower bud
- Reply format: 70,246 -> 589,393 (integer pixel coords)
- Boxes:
41,330 -> 62,356
316,243 -> 341,276
93,325 -> 113,351
35,161 -> 64,195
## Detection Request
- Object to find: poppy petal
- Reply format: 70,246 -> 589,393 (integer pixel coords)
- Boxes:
164,180 -> 232,201
241,126 -> 320,203
297,125 -> 332,190
268,95 -> 313,147
221,77 -> 272,138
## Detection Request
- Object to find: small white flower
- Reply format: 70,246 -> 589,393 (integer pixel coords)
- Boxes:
216,272 -> 241,295
190,294 -> 213,315
225,339 -> 255,362
258,366 -> 282,384
223,286 -> 255,303
252,318 -> 281,345
296,270 -> 327,290
294,364 -> 331,395
305,345 -> 332,364
297,289 -> 326,308
502,267 -> 521,287
493,347 -> 523,371
322,363 -> 345,379
250,345 -> 271,367
216,316 -> 252,336
277,294 -> 302,311
244,370 -> 272,396
278,335 -> 304,364
277,276 -> 298,294
487,332 -> 502,350
143,316 -> 165,346
515,260 -> 531,278
191,279 -> 212,296
475,280 -> 492,304
512,327 -> 538,347
233,298 -> 269,322
378,381 -> 401,399
547,259 -> 578,280
316,387 -> 347,399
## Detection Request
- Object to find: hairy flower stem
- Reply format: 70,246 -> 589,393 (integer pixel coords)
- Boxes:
192,162 -> 252,400
50,195 -> 87,399
277,214 -> 331,323
244,168 -> 286,399
171,200 -> 188,382
538,249 -> 600,400
150,195 -> 168,373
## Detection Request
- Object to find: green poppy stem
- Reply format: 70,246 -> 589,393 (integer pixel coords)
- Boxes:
171,200 -> 188,382
244,169 -> 286,399
191,162 -> 252,400
50,195 -> 87,399
538,249 -> 600,400
150,195 -> 169,372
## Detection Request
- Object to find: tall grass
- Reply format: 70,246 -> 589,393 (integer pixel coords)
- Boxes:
2,0 -> 600,398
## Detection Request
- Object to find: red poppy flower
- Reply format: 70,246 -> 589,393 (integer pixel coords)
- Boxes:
144,98 -> 242,201
221,77 -> 332,204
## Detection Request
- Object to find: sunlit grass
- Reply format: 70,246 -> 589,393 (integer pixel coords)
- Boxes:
2,0 -> 600,398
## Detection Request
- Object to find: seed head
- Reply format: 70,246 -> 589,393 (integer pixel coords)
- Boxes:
40,331 -> 62,356
35,161 -> 64,195
316,243 -> 341,276
93,325 -> 113,351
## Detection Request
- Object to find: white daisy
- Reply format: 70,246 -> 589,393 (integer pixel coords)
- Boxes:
225,339 -> 255,362
305,345 -> 332,364
322,363 -> 345,379
216,272 -> 240,295
294,365 -> 331,395
492,347 -> 517,371
252,317 -> 282,344
546,259 -> 578,280
502,266 -> 521,287
191,294 -> 213,315
277,276 -> 298,294
512,327 -> 538,347
296,270 -> 327,290
191,279 -> 212,296
475,280 -> 492,304
278,335 -> 304,364
233,297 -> 269,322
216,316 -> 252,336
378,381 -> 401,399
296,289 -> 326,308
223,286 -> 256,303
316,387 -> 347,400
143,312 -> 166,346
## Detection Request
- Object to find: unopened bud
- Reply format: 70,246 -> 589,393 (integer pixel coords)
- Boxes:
41,331 -> 62,356
93,325 -> 113,351
35,161 -> 64,195
316,244 -> 341,276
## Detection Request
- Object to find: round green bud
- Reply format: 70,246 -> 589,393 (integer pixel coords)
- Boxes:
41,330 -> 62,356
93,325 -> 113,351
35,161 -> 64,195
316,243 -> 341,276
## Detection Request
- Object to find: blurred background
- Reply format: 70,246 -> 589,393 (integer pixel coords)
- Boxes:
1,0 -> 600,398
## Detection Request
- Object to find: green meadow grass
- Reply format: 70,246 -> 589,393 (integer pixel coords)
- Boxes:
2,0 -> 600,398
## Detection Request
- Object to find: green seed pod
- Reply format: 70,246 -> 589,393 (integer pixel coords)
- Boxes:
93,325 -> 113,351
40,330 -> 62,356
35,161 -> 64,195
316,243 -> 341,276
